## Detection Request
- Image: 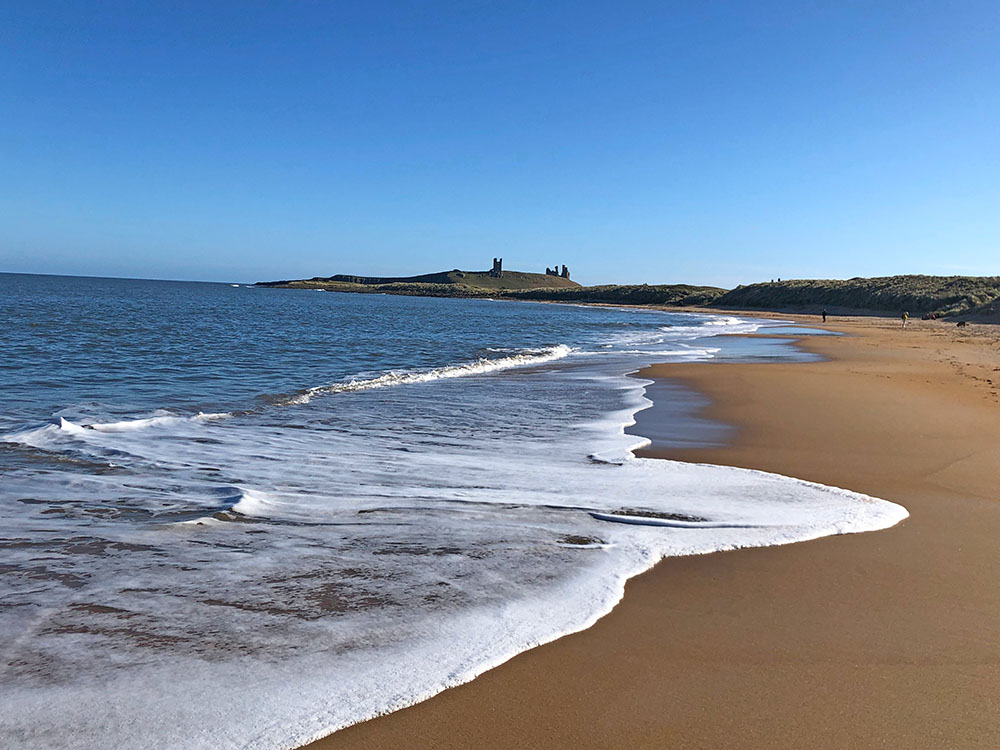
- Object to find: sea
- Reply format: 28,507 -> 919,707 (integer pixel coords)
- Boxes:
0,273 -> 907,749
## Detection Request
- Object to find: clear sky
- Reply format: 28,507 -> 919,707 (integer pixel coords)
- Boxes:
1,1 -> 997,287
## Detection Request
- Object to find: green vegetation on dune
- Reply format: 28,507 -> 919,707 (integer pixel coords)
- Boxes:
503,284 -> 725,306
256,279 -> 500,297
715,275 -> 1000,317
445,270 -> 580,291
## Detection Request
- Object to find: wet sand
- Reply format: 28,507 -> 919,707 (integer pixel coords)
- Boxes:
305,314 -> 1000,749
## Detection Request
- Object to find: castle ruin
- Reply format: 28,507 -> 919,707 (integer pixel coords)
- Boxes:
545,264 -> 570,280
490,257 -> 503,278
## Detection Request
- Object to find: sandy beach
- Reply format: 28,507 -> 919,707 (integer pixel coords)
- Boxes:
304,313 -> 1000,749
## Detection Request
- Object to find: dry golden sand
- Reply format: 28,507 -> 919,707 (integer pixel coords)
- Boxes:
305,314 -> 1000,750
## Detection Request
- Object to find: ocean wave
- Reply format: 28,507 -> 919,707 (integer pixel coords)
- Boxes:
280,344 -> 574,405
1,417 -> 91,449
1,412 -> 230,448
657,318 -> 762,337
175,488 -> 282,526
603,347 -> 720,357
2,346 -> 573,446
89,412 -> 230,432
600,315 -> 761,350
694,315 -> 750,327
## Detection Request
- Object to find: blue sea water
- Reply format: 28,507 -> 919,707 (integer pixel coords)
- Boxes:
0,274 -> 905,749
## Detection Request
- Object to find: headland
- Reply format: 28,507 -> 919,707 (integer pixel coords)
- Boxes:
258,265 -> 1000,322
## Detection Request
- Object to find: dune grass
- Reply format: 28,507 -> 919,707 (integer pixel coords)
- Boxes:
714,275 -> 1000,316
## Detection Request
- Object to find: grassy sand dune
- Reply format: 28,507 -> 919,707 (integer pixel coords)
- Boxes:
715,274 -> 1000,317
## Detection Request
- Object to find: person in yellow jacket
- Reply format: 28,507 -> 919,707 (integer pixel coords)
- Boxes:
901,311 -> 909,329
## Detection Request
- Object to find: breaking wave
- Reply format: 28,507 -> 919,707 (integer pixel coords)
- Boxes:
2,412 -> 230,449
278,344 -> 574,405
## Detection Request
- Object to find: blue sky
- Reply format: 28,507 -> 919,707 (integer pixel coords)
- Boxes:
1,1 -> 997,286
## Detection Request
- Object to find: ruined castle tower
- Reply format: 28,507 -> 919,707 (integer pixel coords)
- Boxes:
490,257 -> 503,278
546,264 -> 570,278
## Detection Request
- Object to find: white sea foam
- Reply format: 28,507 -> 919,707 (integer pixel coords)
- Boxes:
1,417 -> 87,449
283,344 -> 573,404
3,412 -> 231,449
656,319 -> 762,338
606,347 -> 721,356
0,451 -> 907,750
89,412 -> 230,432
227,488 -> 285,517
593,313 -> 761,352
698,315 -> 747,326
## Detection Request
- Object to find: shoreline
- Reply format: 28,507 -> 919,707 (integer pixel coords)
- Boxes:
303,313 -> 1000,749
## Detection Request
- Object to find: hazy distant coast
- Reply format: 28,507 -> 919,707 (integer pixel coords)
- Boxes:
258,268 -> 1000,321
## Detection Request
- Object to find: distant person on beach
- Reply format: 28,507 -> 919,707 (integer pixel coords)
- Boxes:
822,309 -> 827,323
901,311 -> 909,328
